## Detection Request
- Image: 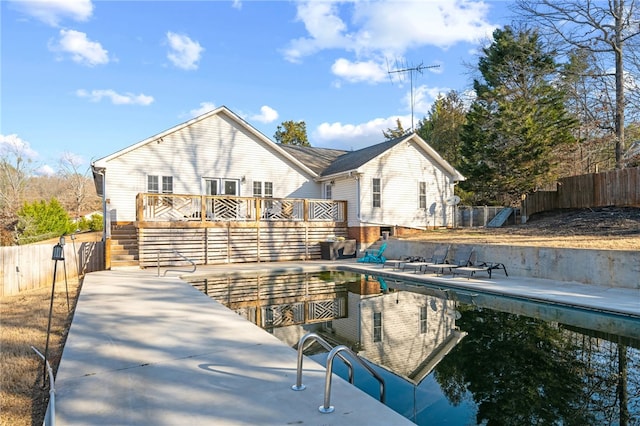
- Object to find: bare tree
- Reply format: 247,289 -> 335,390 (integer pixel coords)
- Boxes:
58,152 -> 91,219
515,0 -> 640,169
0,136 -> 37,243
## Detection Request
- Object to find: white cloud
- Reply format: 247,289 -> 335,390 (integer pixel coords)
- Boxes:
231,0 -> 242,10
314,114 -> 412,150
284,0 -> 497,63
283,1 -> 349,63
49,29 -> 109,66
407,84 -> 452,116
0,134 -> 39,159
36,164 -> 56,176
331,58 -> 388,84
166,32 -> 204,70
59,151 -> 85,168
250,105 -> 279,123
9,0 -> 93,27
189,102 -> 217,118
76,89 -> 154,105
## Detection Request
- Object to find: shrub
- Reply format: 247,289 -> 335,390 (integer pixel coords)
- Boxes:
15,198 -> 72,243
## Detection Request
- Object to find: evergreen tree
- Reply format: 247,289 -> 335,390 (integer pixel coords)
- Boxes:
382,118 -> 408,140
274,120 -> 310,146
15,198 -> 72,244
460,26 -> 577,205
416,90 -> 467,168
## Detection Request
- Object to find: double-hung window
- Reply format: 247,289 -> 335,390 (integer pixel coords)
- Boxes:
162,176 -> 173,194
325,183 -> 332,200
148,175 -> 159,193
254,181 -> 274,214
372,178 -> 381,208
148,175 -> 173,194
419,182 -> 427,209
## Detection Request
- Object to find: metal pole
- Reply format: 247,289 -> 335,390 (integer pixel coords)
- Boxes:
43,257 -> 58,386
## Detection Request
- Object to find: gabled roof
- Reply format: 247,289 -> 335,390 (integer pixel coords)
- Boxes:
282,133 -> 465,182
320,135 -> 408,177
279,145 -> 347,174
91,105 -> 317,177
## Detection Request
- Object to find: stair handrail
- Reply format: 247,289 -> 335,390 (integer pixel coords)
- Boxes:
291,332 -> 354,391
158,249 -> 197,277
320,345 -> 386,414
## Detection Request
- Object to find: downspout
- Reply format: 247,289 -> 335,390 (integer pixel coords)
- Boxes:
94,167 -> 110,269
354,173 -> 361,220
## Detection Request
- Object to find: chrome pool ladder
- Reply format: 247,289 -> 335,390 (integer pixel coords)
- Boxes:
291,332 -> 386,414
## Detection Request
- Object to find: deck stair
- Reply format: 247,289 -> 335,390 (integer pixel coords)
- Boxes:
110,223 -> 139,267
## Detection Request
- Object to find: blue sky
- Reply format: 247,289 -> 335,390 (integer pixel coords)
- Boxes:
1,0 -> 513,175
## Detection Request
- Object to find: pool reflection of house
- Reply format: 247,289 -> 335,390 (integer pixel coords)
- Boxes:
189,272 -> 465,384
328,277 -> 466,384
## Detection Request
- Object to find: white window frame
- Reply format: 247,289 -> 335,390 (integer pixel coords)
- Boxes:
325,183 -> 332,200
148,175 -> 173,194
372,178 -> 381,208
419,181 -> 427,209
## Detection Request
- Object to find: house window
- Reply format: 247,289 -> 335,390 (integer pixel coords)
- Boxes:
419,182 -> 427,209
325,183 -> 332,200
147,175 -> 159,193
253,181 -> 262,197
253,181 -> 274,198
372,178 -> 381,208
420,305 -> 428,334
264,182 -> 273,198
162,176 -> 173,194
148,175 -> 173,194
373,312 -> 382,342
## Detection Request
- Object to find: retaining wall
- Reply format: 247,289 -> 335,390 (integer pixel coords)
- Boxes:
385,240 -> 640,290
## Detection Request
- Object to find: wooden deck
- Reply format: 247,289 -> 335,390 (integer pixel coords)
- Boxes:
111,194 -> 351,267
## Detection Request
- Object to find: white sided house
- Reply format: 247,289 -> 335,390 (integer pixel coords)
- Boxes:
92,106 -> 463,267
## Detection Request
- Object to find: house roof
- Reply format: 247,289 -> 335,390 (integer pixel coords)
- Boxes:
281,133 -> 465,182
279,145 -> 347,174
91,106 -> 320,195
91,108 -> 463,196
320,135 -> 408,177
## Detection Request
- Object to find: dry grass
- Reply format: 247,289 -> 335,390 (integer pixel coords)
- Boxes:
0,278 -> 81,426
404,228 -> 640,250
406,207 -> 640,250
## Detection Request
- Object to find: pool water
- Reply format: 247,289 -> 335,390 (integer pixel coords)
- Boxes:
187,271 -> 640,425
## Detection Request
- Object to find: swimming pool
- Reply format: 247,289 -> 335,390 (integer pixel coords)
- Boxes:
185,270 -> 640,425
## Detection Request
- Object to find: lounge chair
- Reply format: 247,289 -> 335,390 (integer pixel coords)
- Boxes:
424,246 -> 474,276
357,242 -> 387,264
453,260 -> 508,279
402,245 -> 449,273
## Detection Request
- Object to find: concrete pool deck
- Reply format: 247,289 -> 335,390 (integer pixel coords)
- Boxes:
54,260 -> 640,425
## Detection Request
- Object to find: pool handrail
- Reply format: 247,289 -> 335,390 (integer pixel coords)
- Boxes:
291,332 -> 353,391
159,249 -> 197,277
320,345 -> 386,413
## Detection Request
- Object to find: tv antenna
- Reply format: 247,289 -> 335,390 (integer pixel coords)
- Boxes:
387,60 -> 440,131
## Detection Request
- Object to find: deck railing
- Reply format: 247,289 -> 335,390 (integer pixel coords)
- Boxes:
137,194 -> 346,223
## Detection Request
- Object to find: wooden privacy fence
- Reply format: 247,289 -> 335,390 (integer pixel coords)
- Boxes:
522,167 -> 640,221
1,239 -> 104,297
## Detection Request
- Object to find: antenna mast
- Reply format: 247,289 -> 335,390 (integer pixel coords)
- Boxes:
388,60 -> 439,131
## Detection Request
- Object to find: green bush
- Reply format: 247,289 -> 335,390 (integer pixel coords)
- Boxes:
16,198 -> 72,243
